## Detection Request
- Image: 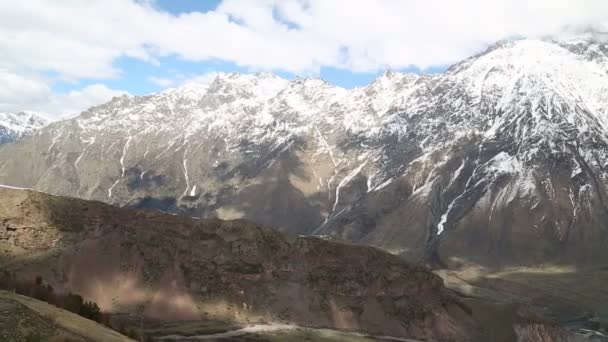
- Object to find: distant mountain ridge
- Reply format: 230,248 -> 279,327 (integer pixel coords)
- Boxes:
0,111 -> 48,144
1,33 -> 608,267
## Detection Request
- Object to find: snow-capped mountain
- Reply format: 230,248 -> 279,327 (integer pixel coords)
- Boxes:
0,112 -> 49,144
1,33 -> 608,267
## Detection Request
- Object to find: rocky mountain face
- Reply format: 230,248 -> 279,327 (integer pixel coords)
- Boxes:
1,33 -> 608,267
0,112 -> 48,144
0,186 -> 478,341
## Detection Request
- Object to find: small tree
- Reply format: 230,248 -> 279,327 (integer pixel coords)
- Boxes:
79,301 -> 102,322
63,293 -> 84,314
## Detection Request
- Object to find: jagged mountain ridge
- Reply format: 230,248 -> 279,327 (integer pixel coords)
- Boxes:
1,33 -> 608,267
0,112 -> 48,144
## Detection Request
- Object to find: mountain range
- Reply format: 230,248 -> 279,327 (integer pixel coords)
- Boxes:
0,112 -> 48,144
1,32 -> 608,269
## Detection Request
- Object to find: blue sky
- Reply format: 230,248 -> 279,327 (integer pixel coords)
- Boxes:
154,0 -> 222,15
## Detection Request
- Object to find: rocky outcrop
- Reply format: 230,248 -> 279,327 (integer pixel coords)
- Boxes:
0,186 -> 478,341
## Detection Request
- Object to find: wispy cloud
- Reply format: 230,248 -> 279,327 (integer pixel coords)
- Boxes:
0,78 -> 129,120
42,84 -> 129,119
149,71 -> 223,90
182,72 -> 223,86
148,76 -> 175,87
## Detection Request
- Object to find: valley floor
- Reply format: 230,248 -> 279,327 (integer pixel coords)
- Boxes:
112,315 -> 423,342
436,265 -> 608,341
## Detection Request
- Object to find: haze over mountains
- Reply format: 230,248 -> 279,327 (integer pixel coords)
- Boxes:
1,33 -> 608,269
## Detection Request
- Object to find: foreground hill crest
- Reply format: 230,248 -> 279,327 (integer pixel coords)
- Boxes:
0,186 -> 477,341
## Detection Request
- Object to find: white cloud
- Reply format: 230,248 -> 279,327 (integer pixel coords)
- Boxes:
148,76 -> 175,87
0,79 -> 128,120
1,0 -> 607,116
0,70 -> 51,111
182,72 -> 223,86
149,72 -> 222,90
42,84 -> 129,119
3,0 -> 607,78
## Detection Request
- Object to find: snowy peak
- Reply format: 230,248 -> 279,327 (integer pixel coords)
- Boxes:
0,112 -> 49,144
553,33 -> 608,72
552,29 -> 608,48
352,71 -> 423,117
0,112 -> 48,132
369,70 -> 420,91
451,37 -> 608,90
207,72 -> 290,100
161,82 -> 210,101
442,37 -> 608,143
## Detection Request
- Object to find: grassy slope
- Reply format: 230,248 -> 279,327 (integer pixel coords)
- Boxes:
0,290 -> 133,342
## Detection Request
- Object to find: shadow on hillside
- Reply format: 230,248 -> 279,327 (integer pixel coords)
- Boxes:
129,136 -> 330,236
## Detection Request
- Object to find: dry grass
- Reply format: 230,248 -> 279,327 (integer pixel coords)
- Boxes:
0,290 -> 133,342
